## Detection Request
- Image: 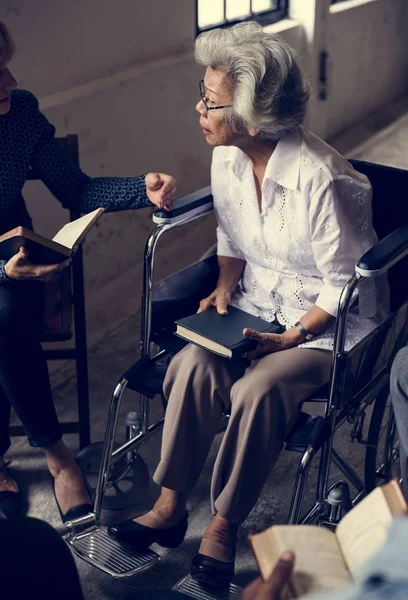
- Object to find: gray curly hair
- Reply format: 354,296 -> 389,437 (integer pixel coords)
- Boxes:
0,21 -> 15,65
195,21 -> 310,141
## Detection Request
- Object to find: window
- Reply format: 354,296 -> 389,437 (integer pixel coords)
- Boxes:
196,0 -> 288,34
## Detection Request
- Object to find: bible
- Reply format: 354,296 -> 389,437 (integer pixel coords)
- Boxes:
249,480 -> 407,599
0,207 -> 105,264
174,306 -> 283,359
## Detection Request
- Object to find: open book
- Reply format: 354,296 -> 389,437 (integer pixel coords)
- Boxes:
0,208 -> 105,264
250,480 -> 407,598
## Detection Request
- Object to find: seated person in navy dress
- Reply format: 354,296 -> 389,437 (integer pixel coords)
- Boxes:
0,20 -> 176,522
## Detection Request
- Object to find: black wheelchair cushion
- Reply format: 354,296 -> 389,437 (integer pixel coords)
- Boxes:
285,412 -> 332,453
124,358 -> 168,397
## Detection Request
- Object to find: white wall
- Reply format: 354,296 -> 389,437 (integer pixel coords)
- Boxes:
1,0 -> 408,352
325,0 -> 408,139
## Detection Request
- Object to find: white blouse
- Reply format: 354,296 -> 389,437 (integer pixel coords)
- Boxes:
212,127 -> 389,351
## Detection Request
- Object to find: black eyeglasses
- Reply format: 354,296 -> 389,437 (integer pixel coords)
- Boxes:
199,80 -> 233,113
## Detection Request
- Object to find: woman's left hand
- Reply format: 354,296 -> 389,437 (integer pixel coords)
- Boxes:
243,328 -> 299,359
145,173 -> 177,210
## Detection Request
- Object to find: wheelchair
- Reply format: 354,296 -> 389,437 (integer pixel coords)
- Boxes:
57,160 -> 408,591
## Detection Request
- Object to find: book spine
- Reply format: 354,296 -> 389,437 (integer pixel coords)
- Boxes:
230,338 -> 255,358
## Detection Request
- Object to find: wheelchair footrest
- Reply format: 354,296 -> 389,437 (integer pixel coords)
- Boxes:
69,526 -> 160,577
173,575 -> 242,600
285,412 -> 331,453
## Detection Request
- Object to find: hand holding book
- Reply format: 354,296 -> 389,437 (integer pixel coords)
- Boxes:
4,246 -> 70,281
0,207 -> 105,270
197,285 -> 232,316
242,552 -> 295,600
243,327 -> 295,359
249,480 -> 407,599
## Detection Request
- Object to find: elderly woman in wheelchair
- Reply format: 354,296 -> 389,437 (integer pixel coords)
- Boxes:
109,22 -> 387,584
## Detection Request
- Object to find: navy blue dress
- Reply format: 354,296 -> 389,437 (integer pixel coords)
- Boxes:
0,89 -> 153,456
0,88 -> 152,281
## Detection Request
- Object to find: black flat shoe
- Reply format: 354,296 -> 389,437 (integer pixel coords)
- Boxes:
52,481 -> 94,524
191,553 -> 235,587
108,511 -> 189,550
0,466 -> 23,519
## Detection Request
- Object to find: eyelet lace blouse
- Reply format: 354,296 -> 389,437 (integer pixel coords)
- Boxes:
212,127 -> 389,351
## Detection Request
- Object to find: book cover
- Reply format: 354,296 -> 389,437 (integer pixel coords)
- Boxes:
175,306 -> 283,358
0,207 -> 105,265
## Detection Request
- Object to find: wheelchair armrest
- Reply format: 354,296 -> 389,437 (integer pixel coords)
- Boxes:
356,224 -> 408,277
152,186 -> 213,226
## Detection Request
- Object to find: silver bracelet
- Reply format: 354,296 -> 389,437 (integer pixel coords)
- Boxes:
294,321 -> 315,341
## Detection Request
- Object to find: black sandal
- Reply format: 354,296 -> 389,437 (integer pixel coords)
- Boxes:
0,463 -> 23,519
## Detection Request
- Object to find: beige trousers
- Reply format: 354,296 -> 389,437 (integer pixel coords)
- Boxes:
154,344 -> 332,524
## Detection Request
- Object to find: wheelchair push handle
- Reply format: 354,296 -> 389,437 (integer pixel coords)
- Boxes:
152,186 -> 213,225
356,223 -> 408,277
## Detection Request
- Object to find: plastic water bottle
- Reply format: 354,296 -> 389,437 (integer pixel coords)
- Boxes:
125,411 -> 141,462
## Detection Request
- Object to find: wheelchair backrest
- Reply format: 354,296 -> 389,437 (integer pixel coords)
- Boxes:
336,161 -> 408,407
349,160 -> 408,311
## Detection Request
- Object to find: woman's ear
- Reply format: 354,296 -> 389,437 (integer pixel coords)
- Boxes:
249,127 -> 260,137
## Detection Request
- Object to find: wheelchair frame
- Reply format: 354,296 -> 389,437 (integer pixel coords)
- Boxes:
58,167 -> 408,580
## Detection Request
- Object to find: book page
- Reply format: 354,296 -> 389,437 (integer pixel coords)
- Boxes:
52,208 -> 104,250
252,525 -> 351,598
336,481 -> 407,574
176,326 -> 231,357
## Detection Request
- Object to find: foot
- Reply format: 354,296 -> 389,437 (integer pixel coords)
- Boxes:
108,510 -> 188,549
134,492 -> 187,529
0,459 -> 19,494
108,487 -> 188,548
199,514 -> 237,563
191,515 -> 237,585
52,462 -> 92,516
43,440 -> 92,516
0,458 -> 23,518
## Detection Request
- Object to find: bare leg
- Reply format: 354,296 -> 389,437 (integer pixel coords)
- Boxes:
42,440 -> 91,515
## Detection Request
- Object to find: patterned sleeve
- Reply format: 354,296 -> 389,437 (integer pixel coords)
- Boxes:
29,94 -> 151,213
0,260 -> 10,283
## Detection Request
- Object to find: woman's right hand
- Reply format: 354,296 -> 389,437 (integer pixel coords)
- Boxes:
197,286 -> 231,315
5,247 -> 70,281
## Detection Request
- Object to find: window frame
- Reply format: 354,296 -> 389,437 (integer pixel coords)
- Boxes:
195,0 -> 288,35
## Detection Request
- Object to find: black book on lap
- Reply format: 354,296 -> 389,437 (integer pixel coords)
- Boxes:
174,306 -> 283,359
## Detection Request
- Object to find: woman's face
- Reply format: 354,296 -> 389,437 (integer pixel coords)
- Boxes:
196,67 -> 242,147
0,63 -> 17,115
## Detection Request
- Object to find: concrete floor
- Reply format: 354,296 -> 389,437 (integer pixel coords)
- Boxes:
7,95 -> 408,599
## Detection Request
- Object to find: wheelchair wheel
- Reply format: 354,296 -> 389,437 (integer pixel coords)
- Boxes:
76,441 -> 150,512
364,389 -> 400,493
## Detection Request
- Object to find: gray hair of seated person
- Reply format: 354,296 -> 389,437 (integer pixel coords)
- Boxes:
195,21 -> 310,141
0,21 -> 15,65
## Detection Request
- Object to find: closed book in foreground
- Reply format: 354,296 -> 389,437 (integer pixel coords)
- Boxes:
0,207 -> 105,264
249,479 -> 407,599
174,305 -> 283,359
